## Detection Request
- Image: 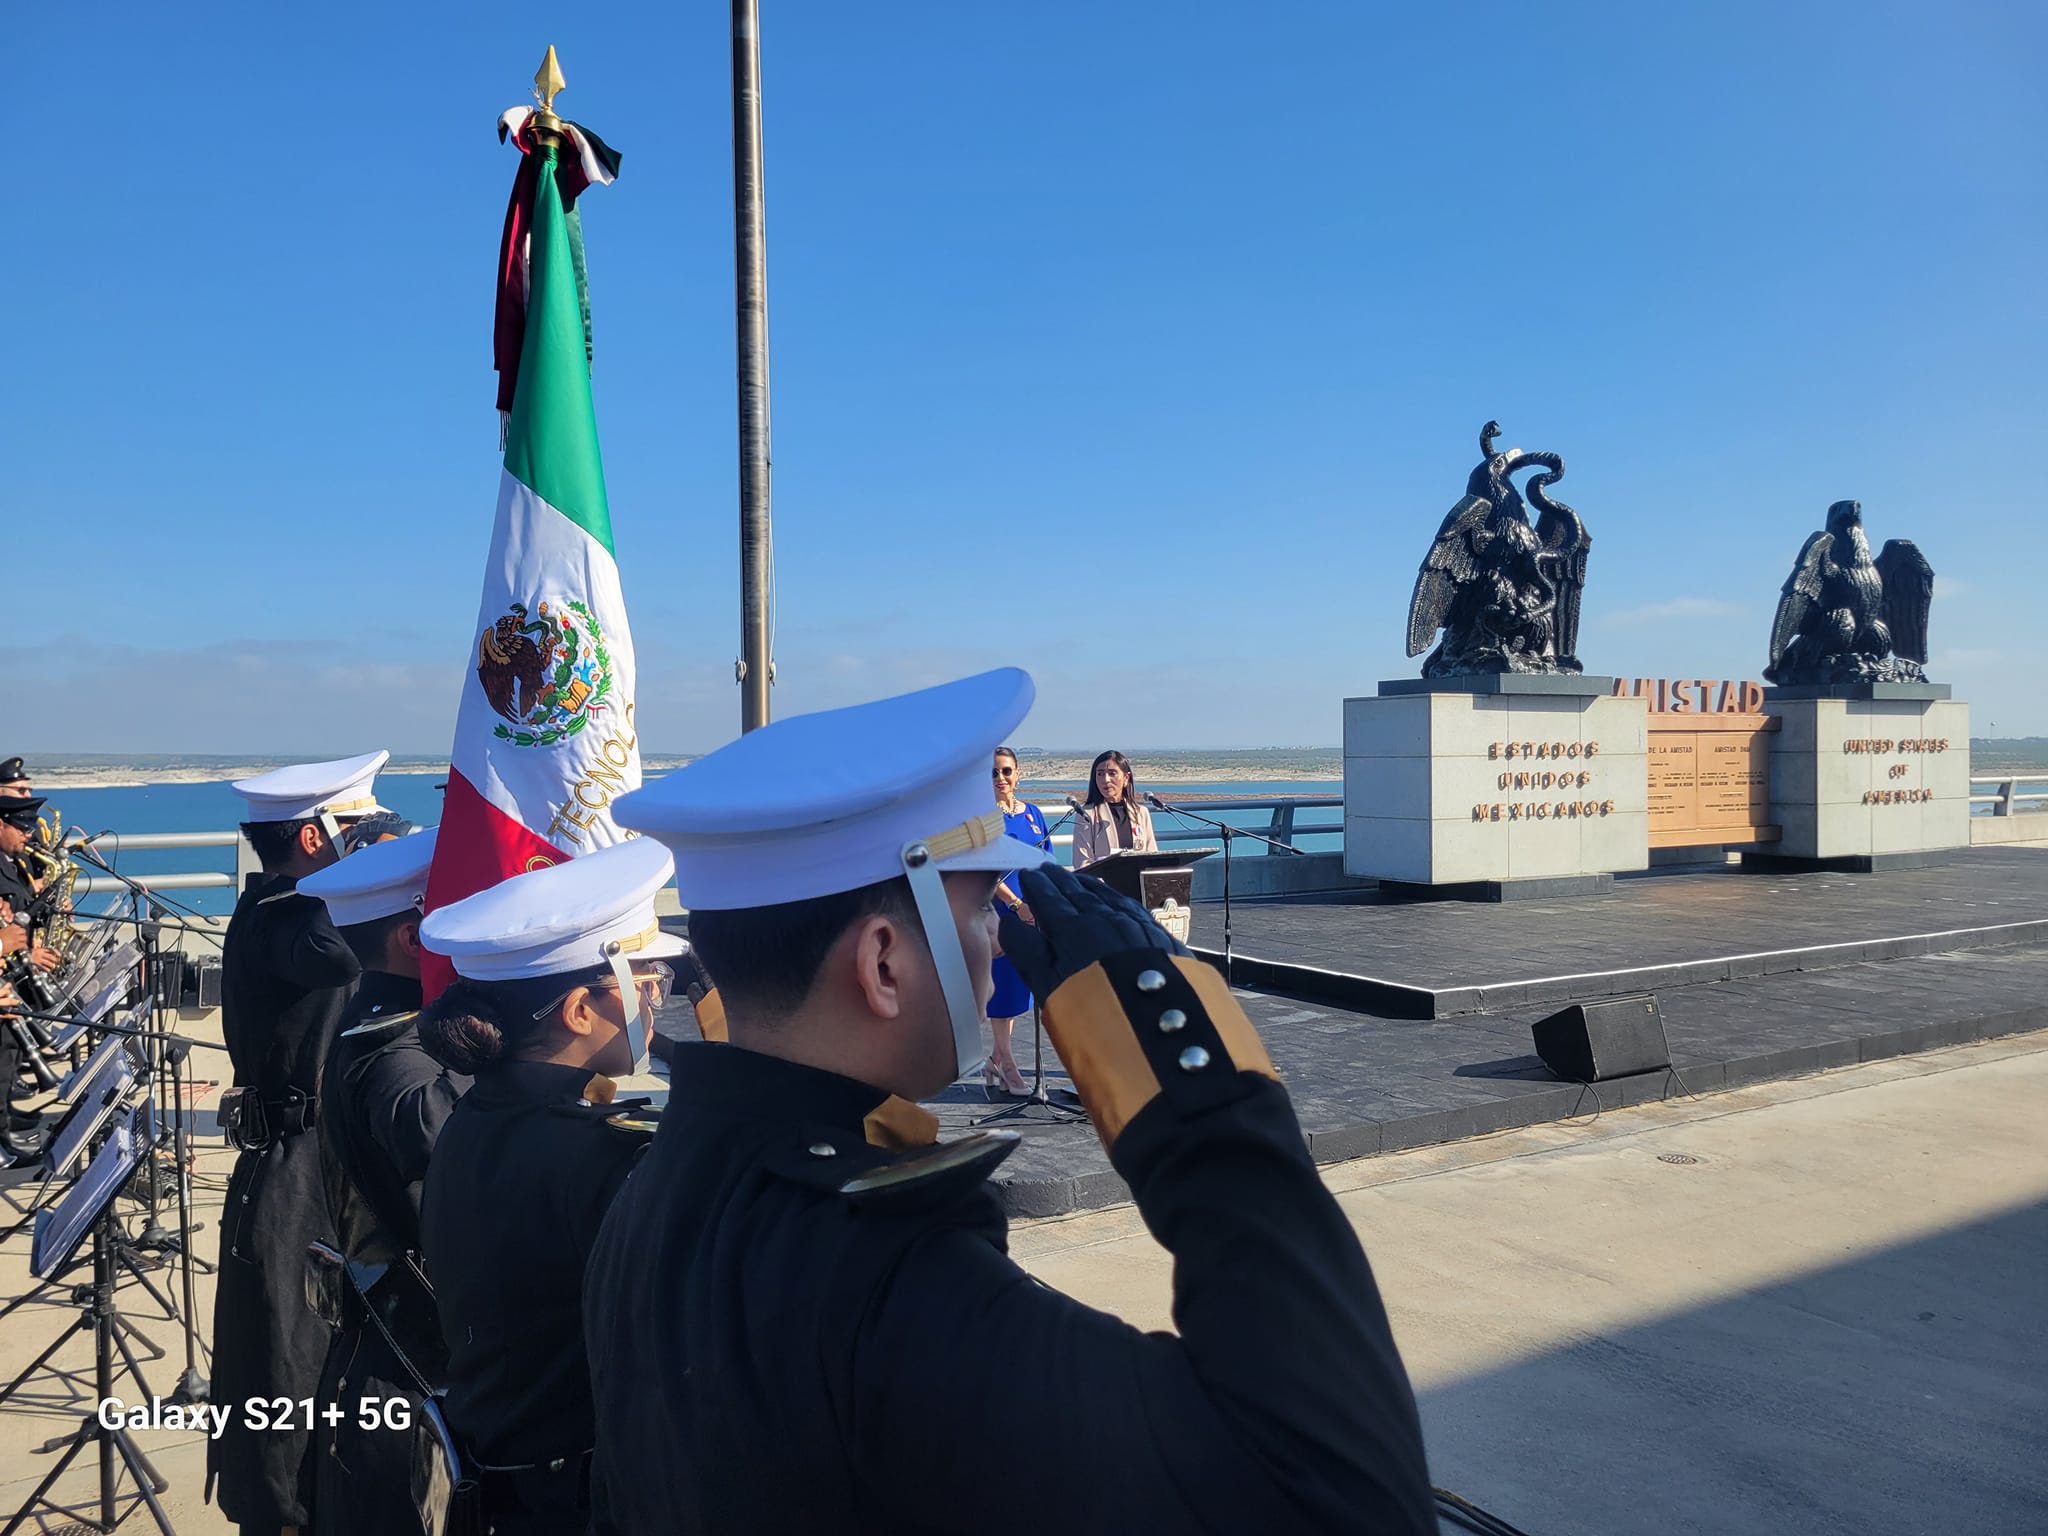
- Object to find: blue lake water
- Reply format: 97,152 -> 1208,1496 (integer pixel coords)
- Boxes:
51,773 -> 1346,919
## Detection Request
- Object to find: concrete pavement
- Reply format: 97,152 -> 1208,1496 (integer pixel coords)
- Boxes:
4,1034 -> 2042,1534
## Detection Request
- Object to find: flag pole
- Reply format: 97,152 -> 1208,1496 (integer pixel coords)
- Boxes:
732,0 -> 775,732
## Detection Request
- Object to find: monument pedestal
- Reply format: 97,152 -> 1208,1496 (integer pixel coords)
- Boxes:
1344,676 -> 1649,900
1745,684 -> 1969,871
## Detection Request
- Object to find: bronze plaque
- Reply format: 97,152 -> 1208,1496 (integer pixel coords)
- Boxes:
1647,716 -> 1774,848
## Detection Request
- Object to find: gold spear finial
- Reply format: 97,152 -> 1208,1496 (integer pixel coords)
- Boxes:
535,46 -> 567,114
531,46 -> 567,140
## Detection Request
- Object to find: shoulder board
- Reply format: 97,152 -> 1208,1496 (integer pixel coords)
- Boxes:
256,886 -> 313,906
764,1127 -> 1019,1209
340,1010 -> 419,1039
838,1131 -> 1019,1206
605,1111 -> 661,1135
546,1094 -> 655,1123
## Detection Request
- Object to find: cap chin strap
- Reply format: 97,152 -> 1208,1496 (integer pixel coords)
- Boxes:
604,940 -> 652,1076
315,811 -> 348,861
314,795 -> 378,861
900,840 -> 988,1081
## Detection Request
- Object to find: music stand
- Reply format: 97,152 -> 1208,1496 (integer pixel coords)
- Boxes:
45,917 -> 123,1013
57,1002 -> 149,1103
8,1115 -> 176,1536
47,948 -> 142,1057
41,1044 -> 141,1184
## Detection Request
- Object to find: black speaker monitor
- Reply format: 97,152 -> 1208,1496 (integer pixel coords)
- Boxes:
1531,993 -> 1671,1082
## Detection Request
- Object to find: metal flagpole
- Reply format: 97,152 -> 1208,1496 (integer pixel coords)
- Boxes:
732,0 -> 775,732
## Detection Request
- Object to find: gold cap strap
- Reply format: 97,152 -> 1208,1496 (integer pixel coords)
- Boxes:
608,922 -> 663,956
922,810 -> 1006,863
320,795 -> 380,815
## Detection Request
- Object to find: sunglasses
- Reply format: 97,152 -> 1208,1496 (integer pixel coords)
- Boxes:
530,960 -> 675,1020
992,766 -> 1017,777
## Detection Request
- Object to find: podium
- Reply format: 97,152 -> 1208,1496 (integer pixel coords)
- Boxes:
1076,849 -> 1215,926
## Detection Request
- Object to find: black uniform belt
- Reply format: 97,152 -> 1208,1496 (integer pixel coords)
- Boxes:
221,1086 -> 318,1150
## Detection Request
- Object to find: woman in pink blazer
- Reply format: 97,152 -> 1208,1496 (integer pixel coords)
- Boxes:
1071,750 -> 1158,869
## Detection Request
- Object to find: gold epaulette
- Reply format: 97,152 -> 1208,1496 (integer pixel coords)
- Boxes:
862,1095 -> 939,1150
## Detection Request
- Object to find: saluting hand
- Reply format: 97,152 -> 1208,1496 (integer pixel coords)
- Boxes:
997,864 -> 1188,1001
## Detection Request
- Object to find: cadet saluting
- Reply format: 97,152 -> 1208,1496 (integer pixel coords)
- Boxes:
211,751 -> 386,1535
583,669 -> 1436,1534
416,837 -> 683,1535
297,823 -> 469,1531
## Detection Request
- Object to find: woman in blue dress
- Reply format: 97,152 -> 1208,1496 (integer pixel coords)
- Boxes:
985,746 -> 1050,1095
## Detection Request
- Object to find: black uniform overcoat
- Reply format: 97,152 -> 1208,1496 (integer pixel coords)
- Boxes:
207,871 -> 359,1527
583,968 -> 1437,1536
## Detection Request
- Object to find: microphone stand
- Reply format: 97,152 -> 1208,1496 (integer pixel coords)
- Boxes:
1145,795 -> 1298,987
66,838 -> 227,939
976,804 -> 1088,1127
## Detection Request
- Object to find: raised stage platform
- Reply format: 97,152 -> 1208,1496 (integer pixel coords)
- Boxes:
1186,847 -> 2048,1018
921,847 -> 2048,1214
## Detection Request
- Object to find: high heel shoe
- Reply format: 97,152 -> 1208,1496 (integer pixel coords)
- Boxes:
982,1058 -> 1029,1098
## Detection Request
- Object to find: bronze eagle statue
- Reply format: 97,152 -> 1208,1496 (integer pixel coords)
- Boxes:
1764,500 -> 1934,685
1405,422 -> 1591,677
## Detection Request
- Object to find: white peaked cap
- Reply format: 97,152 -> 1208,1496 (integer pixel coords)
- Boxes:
298,827 -> 439,929
231,750 -> 391,824
419,837 -> 685,983
614,667 -> 1053,911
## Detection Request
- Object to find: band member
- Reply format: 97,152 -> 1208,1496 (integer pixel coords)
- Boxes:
210,751 -> 387,1535
0,761 -> 56,888
298,825 -> 468,1531
0,796 -> 63,1162
0,795 -> 50,913
417,837 -> 682,1535
583,670 -> 1434,1534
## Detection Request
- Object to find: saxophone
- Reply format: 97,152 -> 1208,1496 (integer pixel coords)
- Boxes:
26,811 -> 76,948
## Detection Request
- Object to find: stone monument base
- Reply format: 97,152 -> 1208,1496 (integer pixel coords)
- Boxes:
1758,688 -> 1968,866
1343,678 -> 1648,898
1740,850 -> 1955,874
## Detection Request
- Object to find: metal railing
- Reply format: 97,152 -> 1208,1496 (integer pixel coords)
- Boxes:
47,797 -> 1349,901
1026,795 -> 1343,857
68,831 -> 246,894
49,777 -> 2033,902
1968,775 -> 2048,816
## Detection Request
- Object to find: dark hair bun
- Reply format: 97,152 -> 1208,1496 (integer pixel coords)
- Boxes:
417,979 -> 510,1075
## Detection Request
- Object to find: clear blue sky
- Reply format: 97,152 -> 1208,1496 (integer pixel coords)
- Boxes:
10,1 -> 2045,753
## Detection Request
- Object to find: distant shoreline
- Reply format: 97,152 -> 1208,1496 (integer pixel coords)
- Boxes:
13,739 -> 2046,792
15,751 -> 1347,792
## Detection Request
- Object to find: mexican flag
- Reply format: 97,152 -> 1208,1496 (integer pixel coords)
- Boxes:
422,116 -> 638,995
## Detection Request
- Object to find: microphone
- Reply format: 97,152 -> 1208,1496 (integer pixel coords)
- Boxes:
1144,793 -> 1167,811
1064,794 -> 1087,813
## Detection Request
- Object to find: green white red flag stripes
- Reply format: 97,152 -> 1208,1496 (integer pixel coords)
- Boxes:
422,129 -> 639,997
